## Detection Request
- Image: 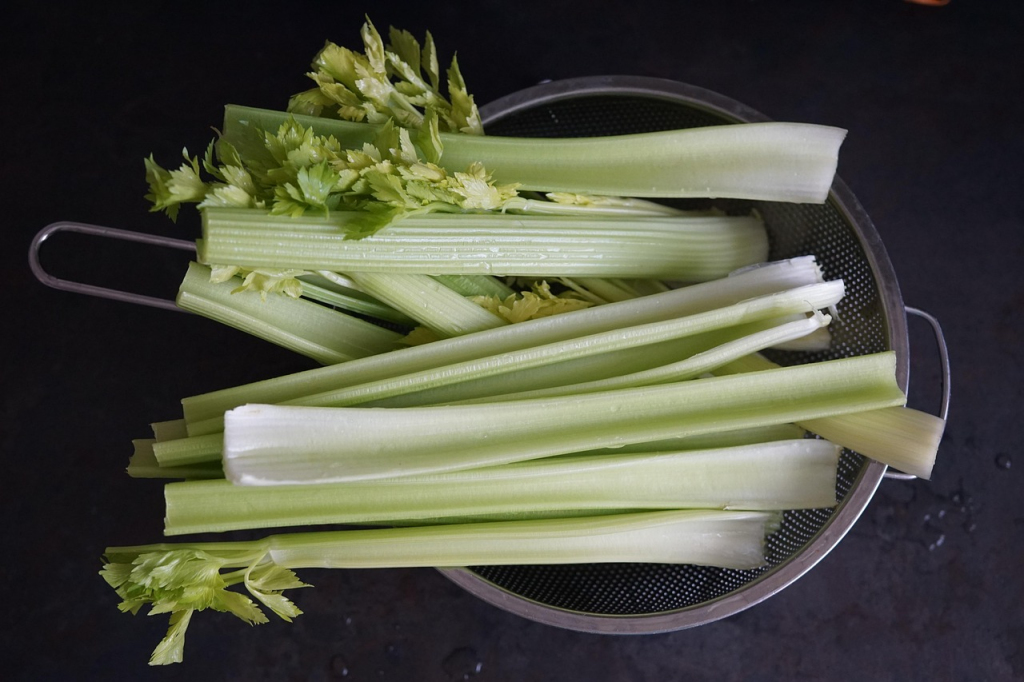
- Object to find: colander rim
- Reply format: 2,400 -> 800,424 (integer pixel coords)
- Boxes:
437,75 -> 909,633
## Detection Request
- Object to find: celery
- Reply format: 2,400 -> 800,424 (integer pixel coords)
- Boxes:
223,104 -> 846,203
180,256 -> 828,432
197,206 -> 770,280
346,272 -> 506,338
270,282 -> 840,409
164,439 -> 839,535
449,312 -> 831,404
430,274 -> 515,298
104,509 -> 780,664
127,440 -> 223,480
153,317 -> 821,468
176,262 -> 402,364
294,273 -> 416,326
222,352 -> 906,485
715,353 -> 944,479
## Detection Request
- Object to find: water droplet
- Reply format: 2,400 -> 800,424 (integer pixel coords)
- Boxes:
442,647 -> 483,680
996,453 -> 1012,470
330,654 -> 350,678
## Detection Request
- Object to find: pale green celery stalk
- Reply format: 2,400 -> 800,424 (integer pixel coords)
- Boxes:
128,440 -> 223,480
164,323 -> 807,470
171,287 -> 842,468
181,256 -> 828,433
346,272 -> 506,338
198,207 -> 769,280
176,262 -> 402,365
222,351 -> 905,485
431,274 -> 515,298
362,331 -> 741,408
268,281 -> 844,412
153,433 -> 223,467
105,510 -> 779,664
151,419 -> 188,441
164,439 -> 839,535
223,104 -> 846,203
625,278 -> 673,296
452,313 -> 831,405
569,278 -> 641,303
296,273 -> 416,326
498,196 -> 689,217
714,353 -> 944,479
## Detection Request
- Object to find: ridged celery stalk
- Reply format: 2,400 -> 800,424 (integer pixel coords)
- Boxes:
176,262 -> 402,364
715,353 -> 945,479
180,256 -> 827,433
222,351 -> 906,485
104,510 -> 780,663
197,207 -> 770,280
163,439 -> 839,535
223,104 -> 846,203
161,280 -> 843,466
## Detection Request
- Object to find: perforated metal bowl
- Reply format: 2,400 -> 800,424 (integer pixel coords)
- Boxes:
439,76 -> 909,633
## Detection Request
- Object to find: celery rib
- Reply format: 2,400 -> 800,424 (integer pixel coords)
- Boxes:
222,352 -> 906,485
198,207 -> 770,280
164,440 -> 839,535
176,262 -> 402,364
180,257 -> 827,431
224,105 -> 845,203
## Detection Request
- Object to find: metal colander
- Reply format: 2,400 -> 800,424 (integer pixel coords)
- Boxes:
439,76 -> 910,633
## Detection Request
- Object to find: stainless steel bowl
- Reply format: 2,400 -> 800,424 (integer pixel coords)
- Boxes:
440,76 -> 908,633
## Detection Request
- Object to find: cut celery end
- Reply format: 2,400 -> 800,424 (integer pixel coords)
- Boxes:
181,256 -> 827,431
222,352 -> 906,485
802,407 -> 944,480
128,440 -> 223,480
176,262 -> 402,365
150,419 -> 188,442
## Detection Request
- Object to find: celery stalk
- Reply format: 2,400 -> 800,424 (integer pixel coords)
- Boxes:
223,104 -> 845,203
346,272 -> 506,338
449,313 -> 831,405
164,439 -> 839,535
176,262 -> 402,364
222,352 -> 906,485
104,509 -> 780,664
295,273 -> 416,326
127,440 -> 223,480
715,353 -> 944,479
180,257 -> 827,432
197,207 -> 770,280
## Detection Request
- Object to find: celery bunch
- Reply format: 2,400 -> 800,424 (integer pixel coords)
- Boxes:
92,18 -> 948,669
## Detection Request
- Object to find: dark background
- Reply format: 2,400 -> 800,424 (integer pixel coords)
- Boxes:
3,1 -> 1022,680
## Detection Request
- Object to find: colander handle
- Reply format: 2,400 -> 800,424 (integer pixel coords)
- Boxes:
28,221 -> 197,312
883,306 -> 950,481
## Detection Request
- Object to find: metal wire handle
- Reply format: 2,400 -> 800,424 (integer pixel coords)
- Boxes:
883,306 -> 951,481
28,221 -> 196,312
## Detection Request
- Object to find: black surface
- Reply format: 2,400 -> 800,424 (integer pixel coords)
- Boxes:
4,2 -> 1022,680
